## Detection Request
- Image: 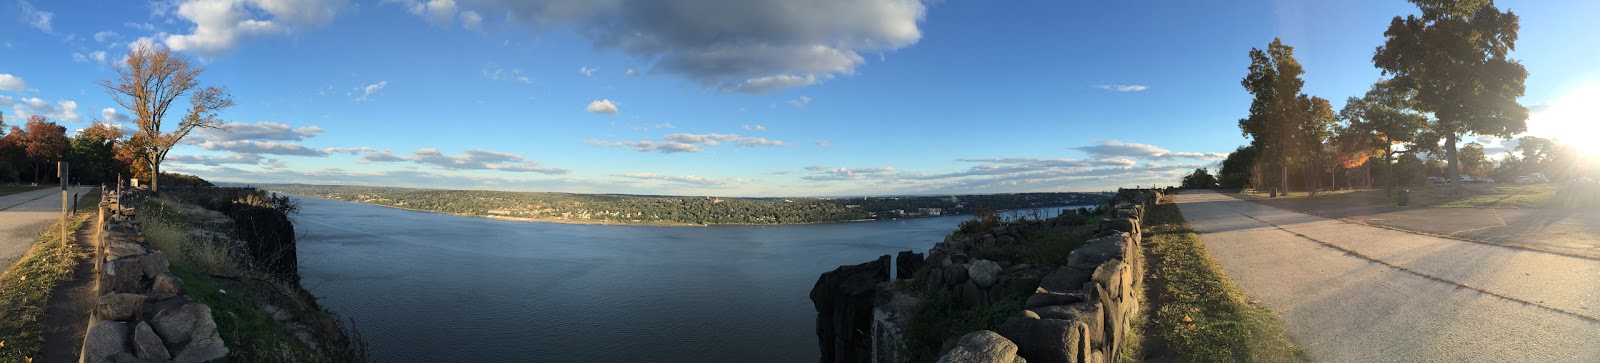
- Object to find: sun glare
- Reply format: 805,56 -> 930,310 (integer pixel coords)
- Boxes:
1526,83 -> 1600,155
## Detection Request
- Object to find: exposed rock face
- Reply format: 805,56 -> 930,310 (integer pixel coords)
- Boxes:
895,250 -> 925,280
1065,233 -> 1129,271
873,283 -> 922,363
231,205 -> 300,282
102,259 -> 147,294
83,321 -> 131,363
151,272 -> 185,295
150,303 -> 229,362
811,255 -> 890,363
133,321 -> 172,360
936,330 -> 1024,363
968,260 -> 1003,289
997,313 -> 1091,363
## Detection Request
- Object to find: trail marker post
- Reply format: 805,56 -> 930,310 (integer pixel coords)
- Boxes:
59,161 -> 69,250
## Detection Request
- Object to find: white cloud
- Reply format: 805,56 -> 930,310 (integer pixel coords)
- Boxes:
1095,85 -> 1149,92
91,50 -> 108,63
816,140 -> 831,147
591,132 -> 788,153
586,99 -> 618,114
162,0 -> 347,57
72,53 -> 88,62
100,108 -> 132,123
802,166 -> 898,181
8,97 -> 80,122
655,123 -> 675,129
169,153 -> 265,166
94,31 -> 121,42
743,124 -> 766,131
0,74 -> 27,91
362,147 -> 569,174
400,0 -> 925,94
17,0 -> 53,33
197,121 -> 324,142
482,64 -> 532,84
355,81 -> 387,101
198,140 -> 330,156
788,95 -> 812,108
459,10 -> 482,30
624,68 -> 638,77
587,140 -> 702,154
613,173 -> 752,187
579,66 -> 598,77
1071,140 -> 1226,161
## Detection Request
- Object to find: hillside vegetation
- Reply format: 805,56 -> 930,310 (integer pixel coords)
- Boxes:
265,185 -> 1109,225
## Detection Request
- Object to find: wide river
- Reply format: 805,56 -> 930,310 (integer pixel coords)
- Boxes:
291,196 -> 1088,362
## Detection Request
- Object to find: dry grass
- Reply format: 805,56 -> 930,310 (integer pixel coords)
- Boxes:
0,213 -> 90,363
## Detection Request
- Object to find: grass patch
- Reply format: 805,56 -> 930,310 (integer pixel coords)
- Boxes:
973,215 -> 1103,265
0,213 -> 90,363
1244,184 -> 1560,209
138,197 -> 244,277
1141,201 -> 1311,362
0,185 -> 48,198
169,266 -> 329,362
905,290 -> 1031,361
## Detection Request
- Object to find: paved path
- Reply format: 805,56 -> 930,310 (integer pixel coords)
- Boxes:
0,187 -> 91,270
1176,190 -> 1600,363
1248,196 -> 1600,259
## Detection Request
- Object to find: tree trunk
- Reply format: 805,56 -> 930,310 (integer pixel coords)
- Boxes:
1280,162 -> 1289,196
1384,150 -> 1396,195
1445,133 -> 1461,194
150,159 -> 160,193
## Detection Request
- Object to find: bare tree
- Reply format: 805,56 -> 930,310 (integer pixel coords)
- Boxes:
100,44 -> 234,192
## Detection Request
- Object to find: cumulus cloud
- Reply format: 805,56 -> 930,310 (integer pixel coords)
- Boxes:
8,97 -> 80,122
593,133 -> 788,153
1071,140 -> 1226,161
0,74 -> 27,91
94,31 -> 121,43
788,95 -> 812,108
198,121 -> 324,142
743,124 -> 766,131
163,0 -> 348,57
802,166 -> 898,181
1095,85 -> 1149,92
390,0 -> 927,94
816,140 -> 831,147
99,108 -> 133,123
198,140 -> 330,156
579,66 -> 598,77
586,99 -> 618,114
613,173 -> 752,187
482,64 -> 532,84
459,9 -> 482,30
168,153 -> 265,166
73,53 -> 88,62
91,51 -> 108,63
17,0 -> 53,33
361,148 -> 570,175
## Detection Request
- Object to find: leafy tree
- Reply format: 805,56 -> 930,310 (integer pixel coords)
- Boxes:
1240,38 -> 1317,195
68,122 -> 128,184
1182,168 -> 1220,189
1458,142 -> 1489,177
100,43 -> 235,192
1300,96 -> 1337,194
17,116 -> 69,183
1338,80 -> 1431,193
1374,0 -> 1529,193
1218,145 -> 1259,189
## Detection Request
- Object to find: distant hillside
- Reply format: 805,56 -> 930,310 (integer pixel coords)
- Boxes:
262,184 -> 1110,225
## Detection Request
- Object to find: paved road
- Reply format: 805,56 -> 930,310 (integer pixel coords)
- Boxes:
1177,190 -> 1600,363
0,187 -> 91,270
1248,196 -> 1600,259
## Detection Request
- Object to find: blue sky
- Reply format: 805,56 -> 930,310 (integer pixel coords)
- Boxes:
1,0 -> 1597,196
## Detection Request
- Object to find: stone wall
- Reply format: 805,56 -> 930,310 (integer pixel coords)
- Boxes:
82,195 -> 228,363
814,189 -> 1163,363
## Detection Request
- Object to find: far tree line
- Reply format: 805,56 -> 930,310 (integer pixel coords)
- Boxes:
1185,0 -> 1564,194
0,44 -> 232,190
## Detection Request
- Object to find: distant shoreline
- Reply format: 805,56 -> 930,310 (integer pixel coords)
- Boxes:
279,192 -> 1091,227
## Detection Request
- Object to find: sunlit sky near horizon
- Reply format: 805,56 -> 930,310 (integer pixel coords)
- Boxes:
2,0 -> 1598,197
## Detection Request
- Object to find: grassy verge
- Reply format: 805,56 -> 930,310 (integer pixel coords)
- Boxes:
973,215 -> 1102,265
0,213 -> 91,363
1242,184 -> 1558,209
0,185 -> 48,198
903,286 -> 1034,361
169,266 -> 328,362
1140,200 -> 1311,362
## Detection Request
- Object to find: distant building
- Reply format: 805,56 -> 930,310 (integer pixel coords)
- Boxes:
948,196 -> 959,203
889,209 -> 906,217
917,207 -> 942,216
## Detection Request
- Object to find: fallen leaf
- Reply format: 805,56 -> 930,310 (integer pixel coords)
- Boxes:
1182,314 -> 1192,323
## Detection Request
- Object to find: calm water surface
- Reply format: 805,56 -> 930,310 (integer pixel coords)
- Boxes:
292,196 -> 1087,362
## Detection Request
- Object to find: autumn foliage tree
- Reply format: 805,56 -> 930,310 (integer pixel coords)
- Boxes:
1337,80 -> 1430,193
1240,38 -> 1332,195
1375,0 -> 1529,193
10,115 -> 70,183
100,44 -> 234,192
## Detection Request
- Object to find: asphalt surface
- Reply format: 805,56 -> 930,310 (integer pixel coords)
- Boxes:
1176,190 -> 1600,363
0,187 -> 91,270
1248,196 -> 1600,259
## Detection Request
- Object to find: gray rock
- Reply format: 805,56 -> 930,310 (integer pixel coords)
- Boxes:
151,272 -> 185,294
996,235 -> 1015,246
1031,302 -> 1104,349
84,320 -> 132,363
96,293 -> 150,321
151,302 -> 227,362
103,259 -> 147,294
957,280 -> 987,308
943,264 -> 969,285
1024,290 -> 1084,309
97,351 -> 156,363
137,250 -> 171,278
997,315 -> 1091,363
133,321 -> 171,360
969,260 -> 1003,289
896,250 -> 926,280
262,303 -> 294,322
1039,267 -> 1092,293
1067,234 -> 1128,270
937,330 -> 1021,363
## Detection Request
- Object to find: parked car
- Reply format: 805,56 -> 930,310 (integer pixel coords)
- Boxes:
1428,176 -> 1448,184
1515,173 -> 1550,184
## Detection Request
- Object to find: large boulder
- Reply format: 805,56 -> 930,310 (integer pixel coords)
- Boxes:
1098,218 -> 1140,243
1066,234 -> 1128,271
83,320 -> 132,363
936,330 -> 1024,363
133,321 -> 172,360
811,255 -> 891,363
943,264 -> 970,286
137,250 -> 171,278
97,293 -> 150,321
873,283 -> 923,363
997,312 -> 1091,363
896,250 -> 926,280
1031,302 -> 1104,349
969,260 -> 1003,289
102,259 -> 147,294
1038,267 -> 1091,293
1024,290 -> 1083,310
152,272 -> 185,295
149,303 -> 228,363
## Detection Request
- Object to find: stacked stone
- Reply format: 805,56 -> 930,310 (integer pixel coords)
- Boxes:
940,189 -> 1161,363
83,215 -> 228,363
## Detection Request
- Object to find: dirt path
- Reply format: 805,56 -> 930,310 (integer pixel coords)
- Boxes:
40,216 -> 100,363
